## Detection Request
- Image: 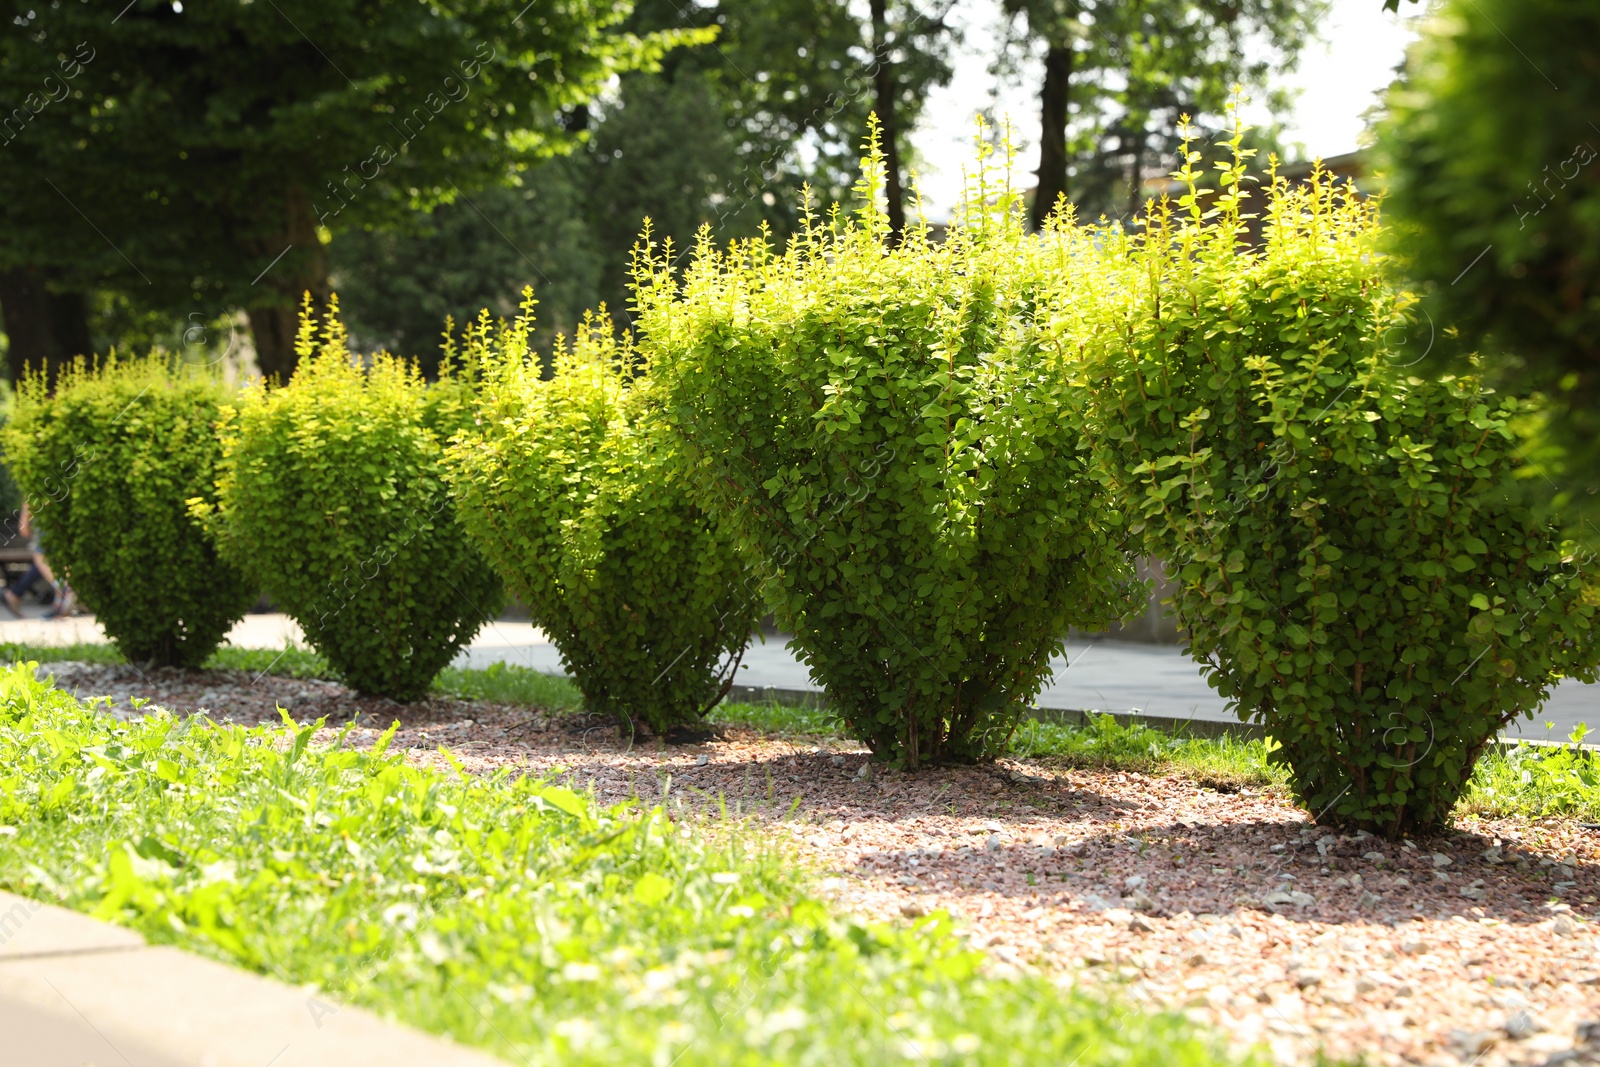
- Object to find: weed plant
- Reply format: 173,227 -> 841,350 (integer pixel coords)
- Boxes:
1461,727 -> 1600,821
0,664 -> 1250,1067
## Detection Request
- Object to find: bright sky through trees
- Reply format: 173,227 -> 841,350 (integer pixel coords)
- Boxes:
908,0 -> 1425,213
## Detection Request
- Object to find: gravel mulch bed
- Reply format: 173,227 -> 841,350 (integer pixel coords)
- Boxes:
36,661 -> 1600,1067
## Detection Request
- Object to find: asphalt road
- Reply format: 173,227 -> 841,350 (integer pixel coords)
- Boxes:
454,624 -> 1599,742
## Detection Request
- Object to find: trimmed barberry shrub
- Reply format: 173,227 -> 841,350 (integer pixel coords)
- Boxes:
1074,122 -> 1600,835
633,142 -> 1142,767
201,302 -> 502,699
447,302 -> 757,734
3,358 -> 255,667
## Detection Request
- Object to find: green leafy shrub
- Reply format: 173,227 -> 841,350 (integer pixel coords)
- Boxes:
0,663 -> 1251,1067
1377,0 -> 1600,499
2,359 -> 254,666
202,303 -> 501,699
1075,123 -> 1600,835
448,305 -> 757,734
635,142 -> 1141,767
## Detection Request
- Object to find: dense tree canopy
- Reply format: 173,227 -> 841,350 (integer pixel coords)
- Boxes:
0,0 -> 1328,377
332,0 -> 958,361
0,0 -> 696,379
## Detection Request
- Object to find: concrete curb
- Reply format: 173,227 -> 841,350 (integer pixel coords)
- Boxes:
0,891 -> 504,1067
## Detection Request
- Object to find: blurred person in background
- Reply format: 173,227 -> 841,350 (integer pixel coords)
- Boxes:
2,500 -> 72,619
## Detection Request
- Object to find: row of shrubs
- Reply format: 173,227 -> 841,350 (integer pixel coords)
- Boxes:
4,127 -> 1596,835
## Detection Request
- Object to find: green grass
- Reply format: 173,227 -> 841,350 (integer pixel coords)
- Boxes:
709,699 -> 841,736
0,640 -> 337,678
0,664 -> 1250,1067
0,641 -> 127,666
14,638 -> 1599,818
1008,714 -> 1291,791
203,643 -> 334,679
1012,714 -> 1600,820
2,640 -> 587,707
433,661 -> 583,709
1460,727 -> 1600,821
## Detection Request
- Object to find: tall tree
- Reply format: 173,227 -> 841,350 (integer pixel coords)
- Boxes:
0,0 -> 698,380
637,0 -> 955,239
870,0 -> 908,237
998,0 -> 1317,229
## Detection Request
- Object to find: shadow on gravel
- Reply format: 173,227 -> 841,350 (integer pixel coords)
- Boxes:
52,661 -> 1596,936
870,813 -> 1596,931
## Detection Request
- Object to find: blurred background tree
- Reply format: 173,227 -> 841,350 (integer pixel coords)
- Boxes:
996,0 -> 1318,228
330,162 -> 605,375
1377,0 -> 1600,532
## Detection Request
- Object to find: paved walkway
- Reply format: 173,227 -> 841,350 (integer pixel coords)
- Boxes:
3,612 -> 1594,740
0,890 -> 500,1066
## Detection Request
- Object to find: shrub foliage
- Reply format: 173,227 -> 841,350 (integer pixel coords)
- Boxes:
448,304 -> 756,733
3,359 -> 254,667
203,303 -> 501,699
635,142 -> 1141,767
1076,125 -> 1600,834
1378,0 -> 1600,499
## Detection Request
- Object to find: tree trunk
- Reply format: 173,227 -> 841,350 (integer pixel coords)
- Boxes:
1030,42 -> 1075,232
870,0 -> 906,240
244,302 -> 299,384
1127,127 -> 1145,222
244,181 -> 330,383
0,267 -> 92,388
